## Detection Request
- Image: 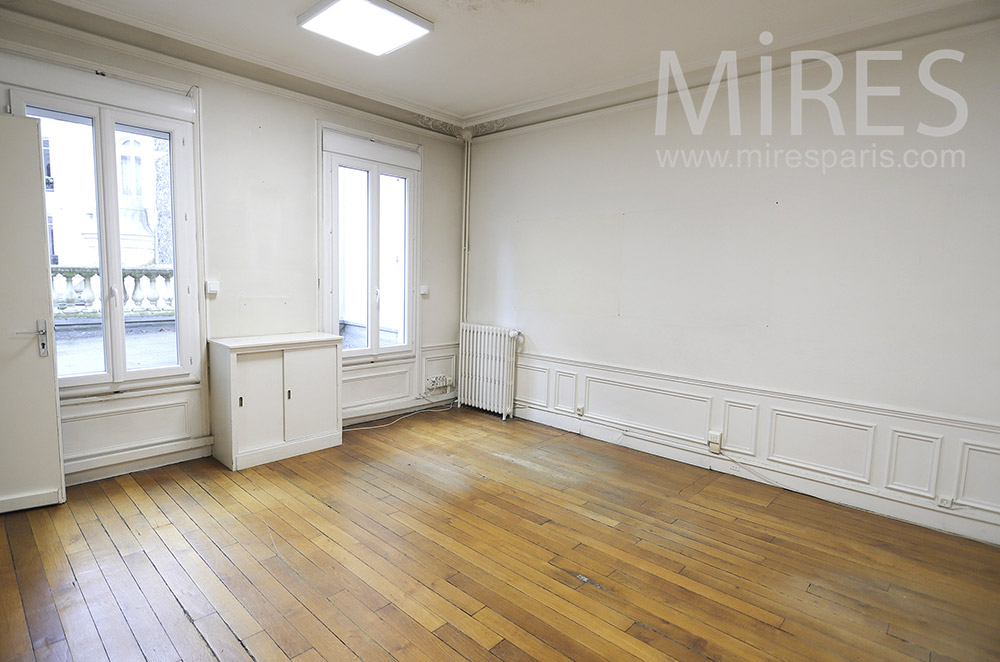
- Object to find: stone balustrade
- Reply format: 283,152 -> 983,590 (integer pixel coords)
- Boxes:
50,266 -> 174,319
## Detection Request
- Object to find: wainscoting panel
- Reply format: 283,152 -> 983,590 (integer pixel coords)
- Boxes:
342,365 -> 412,409
584,377 -> 710,445
63,402 -> 189,457
554,371 -> 577,413
341,344 -> 459,425
424,354 -> 456,387
722,400 -> 758,456
769,409 -> 875,483
60,383 -> 212,483
515,365 -> 549,407
885,429 -> 941,498
422,342 -> 459,393
955,440 -> 1000,515
512,352 -> 1000,545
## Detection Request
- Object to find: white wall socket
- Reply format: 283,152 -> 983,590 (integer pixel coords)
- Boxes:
575,406 -> 585,416
936,496 -> 954,509
426,374 -> 449,389
707,430 -> 722,454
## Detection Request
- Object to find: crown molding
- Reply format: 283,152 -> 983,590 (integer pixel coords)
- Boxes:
0,8 -> 464,143
473,17 -> 1000,143
17,0 -> 466,127
3,0 -> 998,138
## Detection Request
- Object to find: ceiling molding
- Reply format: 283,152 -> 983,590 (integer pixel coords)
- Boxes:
473,17 -> 1000,143
412,114 -> 463,138
461,0 -> 1000,129
3,0 -> 998,139
43,0 -> 466,126
0,8 -> 464,143
0,0 -> 465,131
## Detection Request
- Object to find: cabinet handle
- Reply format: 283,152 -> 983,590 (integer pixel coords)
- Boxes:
238,396 -> 244,407
287,389 -> 292,400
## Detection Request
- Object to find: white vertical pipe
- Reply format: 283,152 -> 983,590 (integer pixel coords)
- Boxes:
459,132 -> 472,324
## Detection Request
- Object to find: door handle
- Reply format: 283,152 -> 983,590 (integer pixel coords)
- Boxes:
15,319 -> 48,357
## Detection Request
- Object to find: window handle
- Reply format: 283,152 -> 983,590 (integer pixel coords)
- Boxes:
374,288 -> 380,306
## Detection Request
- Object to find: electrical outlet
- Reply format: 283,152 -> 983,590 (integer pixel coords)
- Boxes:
426,374 -> 448,389
575,406 -> 585,416
936,496 -> 954,509
707,430 -> 722,454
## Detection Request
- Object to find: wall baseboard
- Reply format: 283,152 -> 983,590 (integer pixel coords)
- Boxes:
514,353 -> 1000,545
65,435 -> 214,486
0,488 -> 61,513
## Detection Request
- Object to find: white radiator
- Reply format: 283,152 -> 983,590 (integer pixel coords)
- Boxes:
458,323 -> 521,420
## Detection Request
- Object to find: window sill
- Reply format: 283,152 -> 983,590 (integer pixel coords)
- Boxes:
342,351 -> 417,369
59,375 -> 202,403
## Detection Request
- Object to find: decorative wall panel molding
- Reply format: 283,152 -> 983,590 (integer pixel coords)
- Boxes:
768,408 -> 875,483
584,377 -> 711,445
59,384 -> 211,483
722,400 -> 758,456
508,352 -> 1000,545
518,352 -> 1000,434
554,371 -> 577,413
515,365 -> 549,407
425,354 -> 457,383
343,367 -> 412,409
62,401 -> 191,462
885,429 -> 942,498
955,440 -> 1000,514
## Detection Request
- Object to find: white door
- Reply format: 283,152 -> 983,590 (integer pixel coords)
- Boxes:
234,351 -> 285,453
283,346 -> 338,441
0,114 -> 65,512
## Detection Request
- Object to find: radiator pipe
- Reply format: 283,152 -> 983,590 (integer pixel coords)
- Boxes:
459,129 -> 472,323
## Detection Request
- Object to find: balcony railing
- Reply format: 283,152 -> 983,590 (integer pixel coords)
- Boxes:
51,266 -> 174,321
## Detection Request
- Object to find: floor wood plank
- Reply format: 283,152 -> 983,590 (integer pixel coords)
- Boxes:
1,409 -> 998,662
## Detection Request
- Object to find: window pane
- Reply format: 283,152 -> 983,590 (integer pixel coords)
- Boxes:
115,124 -> 178,370
339,166 -> 370,350
28,107 -> 107,377
379,174 -> 406,348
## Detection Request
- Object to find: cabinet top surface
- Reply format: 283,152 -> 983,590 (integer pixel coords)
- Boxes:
209,332 -> 342,351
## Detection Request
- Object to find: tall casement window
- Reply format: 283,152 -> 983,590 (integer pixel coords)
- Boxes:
11,88 -> 199,391
322,129 -> 419,362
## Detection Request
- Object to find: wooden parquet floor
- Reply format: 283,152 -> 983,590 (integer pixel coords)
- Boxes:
2,408 -> 999,661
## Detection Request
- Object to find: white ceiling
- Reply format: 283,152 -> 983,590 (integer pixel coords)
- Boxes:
7,0 -> 999,131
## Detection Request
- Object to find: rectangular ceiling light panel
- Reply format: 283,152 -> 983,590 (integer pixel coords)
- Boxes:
298,0 -> 433,56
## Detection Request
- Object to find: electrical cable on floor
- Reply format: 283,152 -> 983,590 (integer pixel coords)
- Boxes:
342,399 -> 455,432
717,450 -> 794,491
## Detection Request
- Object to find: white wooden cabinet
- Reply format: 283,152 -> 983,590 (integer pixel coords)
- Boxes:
209,333 -> 342,470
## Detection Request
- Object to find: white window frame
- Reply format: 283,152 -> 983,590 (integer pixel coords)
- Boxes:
10,87 -> 200,393
321,127 -> 420,365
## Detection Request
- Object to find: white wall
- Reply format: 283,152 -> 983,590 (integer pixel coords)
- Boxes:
468,23 -> 1000,542
0,11 -> 464,480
